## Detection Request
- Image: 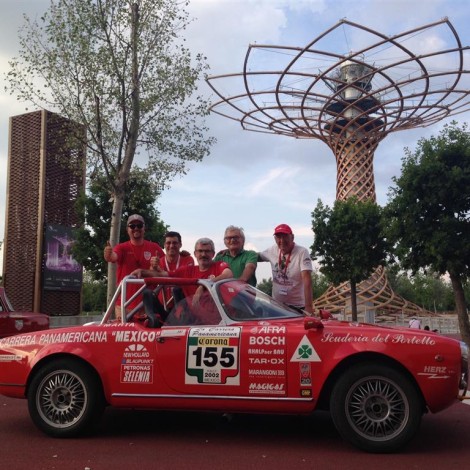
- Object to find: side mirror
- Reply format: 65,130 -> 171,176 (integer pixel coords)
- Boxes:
304,316 -> 324,330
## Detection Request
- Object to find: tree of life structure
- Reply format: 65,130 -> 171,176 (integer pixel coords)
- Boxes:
207,18 -> 470,318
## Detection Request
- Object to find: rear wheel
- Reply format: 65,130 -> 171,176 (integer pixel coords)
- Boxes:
27,359 -> 105,437
330,362 -> 423,453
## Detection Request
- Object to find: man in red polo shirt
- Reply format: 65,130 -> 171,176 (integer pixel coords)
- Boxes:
104,214 -> 164,319
149,231 -> 194,310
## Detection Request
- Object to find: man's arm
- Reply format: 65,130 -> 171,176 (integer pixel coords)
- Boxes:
193,267 -> 233,307
239,250 -> 258,282
132,267 -> 169,278
301,269 -> 314,315
239,263 -> 256,283
214,267 -> 233,281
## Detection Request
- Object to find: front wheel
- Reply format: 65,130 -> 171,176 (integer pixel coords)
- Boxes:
27,359 -> 105,437
330,362 -> 423,453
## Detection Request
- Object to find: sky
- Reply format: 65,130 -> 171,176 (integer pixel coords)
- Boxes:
0,0 -> 469,282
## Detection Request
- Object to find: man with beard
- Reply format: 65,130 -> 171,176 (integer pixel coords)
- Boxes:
104,214 -> 164,320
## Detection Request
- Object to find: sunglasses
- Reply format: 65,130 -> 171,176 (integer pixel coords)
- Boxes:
128,223 -> 143,229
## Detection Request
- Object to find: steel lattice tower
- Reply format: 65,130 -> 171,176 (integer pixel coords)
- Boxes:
207,18 -> 470,317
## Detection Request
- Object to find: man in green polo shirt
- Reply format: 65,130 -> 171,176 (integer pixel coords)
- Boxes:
214,225 -> 258,286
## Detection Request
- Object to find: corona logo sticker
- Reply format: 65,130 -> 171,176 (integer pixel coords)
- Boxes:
290,335 -> 321,362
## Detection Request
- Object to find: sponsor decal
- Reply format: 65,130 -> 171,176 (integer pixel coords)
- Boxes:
248,348 -> 284,355
121,365 -> 152,383
114,330 -> 158,343
250,326 -> 286,334
186,327 -> 241,385
120,344 -> 154,384
1,331 -> 109,348
40,331 -> 108,344
249,336 -> 285,346
246,326 -> 287,391
249,357 -> 284,365
0,354 -> 23,362
248,369 -> 285,377
159,328 -> 186,337
191,326 -> 240,337
300,389 -> 312,397
0,335 -> 37,348
290,335 -> 321,362
249,382 -> 285,395
300,362 -> 312,386
320,332 -> 436,346
418,365 -> 450,379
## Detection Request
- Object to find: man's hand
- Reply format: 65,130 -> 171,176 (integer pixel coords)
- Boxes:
192,285 -> 205,308
131,268 -> 144,278
150,251 -> 160,270
104,241 -> 114,262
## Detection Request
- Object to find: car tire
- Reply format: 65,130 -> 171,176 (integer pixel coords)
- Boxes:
330,362 -> 423,453
27,358 -> 105,437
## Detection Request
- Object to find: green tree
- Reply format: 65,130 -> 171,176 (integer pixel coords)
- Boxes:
385,121 -> 470,346
73,167 -> 167,281
388,267 -> 454,312
256,278 -> 272,296
311,268 -> 329,300
81,272 -> 107,313
6,0 -> 214,301
311,197 -> 388,321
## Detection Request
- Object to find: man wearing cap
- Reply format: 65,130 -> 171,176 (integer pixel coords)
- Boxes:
259,224 -> 314,315
104,214 -> 164,319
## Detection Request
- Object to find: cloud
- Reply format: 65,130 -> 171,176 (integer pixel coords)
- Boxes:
247,166 -> 300,196
1,0 -> 470,283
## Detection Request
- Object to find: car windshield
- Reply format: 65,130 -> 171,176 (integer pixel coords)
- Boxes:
216,280 -> 303,321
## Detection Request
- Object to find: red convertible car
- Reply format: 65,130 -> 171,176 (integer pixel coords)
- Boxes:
0,287 -> 49,339
0,276 -> 467,453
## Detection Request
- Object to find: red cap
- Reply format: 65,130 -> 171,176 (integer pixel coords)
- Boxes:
273,224 -> 293,235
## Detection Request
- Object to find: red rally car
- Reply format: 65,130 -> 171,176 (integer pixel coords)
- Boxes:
0,276 -> 467,453
0,287 -> 49,339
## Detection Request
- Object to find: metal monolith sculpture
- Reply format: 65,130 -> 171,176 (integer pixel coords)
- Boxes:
207,18 -> 470,317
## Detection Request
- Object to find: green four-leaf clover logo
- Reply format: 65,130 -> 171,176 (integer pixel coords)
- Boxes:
298,344 -> 312,359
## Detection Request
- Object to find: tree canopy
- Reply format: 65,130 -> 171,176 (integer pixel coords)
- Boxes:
385,121 -> 470,345
311,197 -> 388,320
6,0 -> 214,297
73,167 -> 167,281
